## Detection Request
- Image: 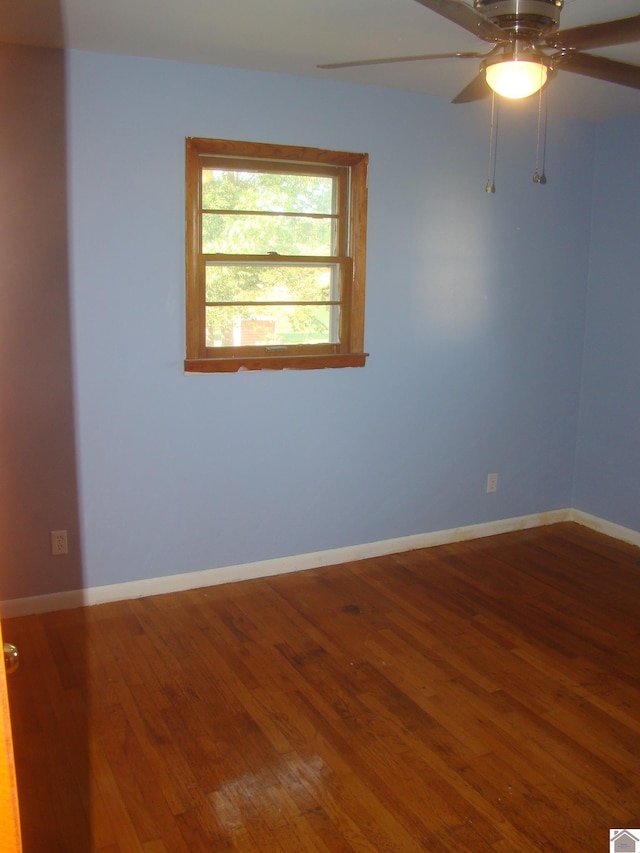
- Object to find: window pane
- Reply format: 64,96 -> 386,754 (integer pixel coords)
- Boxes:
202,169 -> 334,215
206,304 -> 338,347
206,263 -> 338,303
202,212 -> 335,255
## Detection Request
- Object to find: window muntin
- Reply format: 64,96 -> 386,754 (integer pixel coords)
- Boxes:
185,138 -> 368,372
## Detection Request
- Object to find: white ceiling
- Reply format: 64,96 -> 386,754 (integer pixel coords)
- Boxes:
2,0 -> 640,121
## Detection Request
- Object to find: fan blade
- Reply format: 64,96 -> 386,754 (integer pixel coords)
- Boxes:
548,14 -> 640,51
413,0 -> 510,44
452,70 -> 490,104
318,50 -> 488,70
557,52 -> 640,91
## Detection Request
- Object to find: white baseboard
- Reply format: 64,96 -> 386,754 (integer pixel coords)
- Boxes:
568,508 -> 640,548
1,507 -> 637,618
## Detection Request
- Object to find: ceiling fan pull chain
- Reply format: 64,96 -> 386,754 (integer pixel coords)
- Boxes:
540,85 -> 549,184
486,91 -> 499,193
533,76 -> 548,184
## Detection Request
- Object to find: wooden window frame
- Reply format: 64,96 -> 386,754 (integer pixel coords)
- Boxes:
185,138 -> 369,373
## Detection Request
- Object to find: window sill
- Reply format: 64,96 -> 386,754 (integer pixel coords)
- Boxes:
184,352 -> 369,373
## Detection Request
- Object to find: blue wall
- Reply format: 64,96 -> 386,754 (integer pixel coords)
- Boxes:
61,50 -> 594,594
573,116 -> 640,531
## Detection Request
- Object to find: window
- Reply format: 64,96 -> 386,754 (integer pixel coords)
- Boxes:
185,138 -> 369,372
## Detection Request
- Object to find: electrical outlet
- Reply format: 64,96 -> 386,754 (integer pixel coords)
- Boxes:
51,530 -> 68,556
487,473 -> 498,494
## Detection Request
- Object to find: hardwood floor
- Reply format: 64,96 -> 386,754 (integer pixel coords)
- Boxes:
5,522 -> 640,851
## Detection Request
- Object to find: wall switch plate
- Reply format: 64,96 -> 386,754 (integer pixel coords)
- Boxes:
487,473 -> 498,493
51,530 -> 68,556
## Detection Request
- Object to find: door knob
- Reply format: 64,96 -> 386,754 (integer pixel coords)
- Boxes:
3,642 -> 18,674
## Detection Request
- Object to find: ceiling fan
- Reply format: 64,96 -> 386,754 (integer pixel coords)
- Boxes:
318,1 -> 640,103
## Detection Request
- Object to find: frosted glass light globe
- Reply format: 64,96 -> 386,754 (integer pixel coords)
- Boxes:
486,60 -> 548,99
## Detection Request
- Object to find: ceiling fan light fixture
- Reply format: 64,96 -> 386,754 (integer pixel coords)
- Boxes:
485,55 -> 549,99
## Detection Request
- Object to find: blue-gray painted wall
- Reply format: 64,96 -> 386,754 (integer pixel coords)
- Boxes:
1,45 -> 637,600
573,117 -> 640,528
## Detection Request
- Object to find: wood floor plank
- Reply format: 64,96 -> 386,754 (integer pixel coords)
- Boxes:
5,522 -> 640,851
